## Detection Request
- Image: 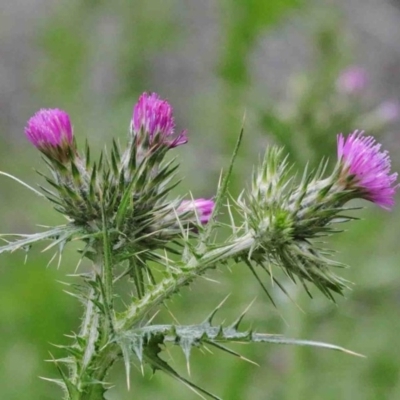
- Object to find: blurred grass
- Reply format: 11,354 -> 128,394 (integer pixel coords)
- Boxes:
1,1 -> 400,399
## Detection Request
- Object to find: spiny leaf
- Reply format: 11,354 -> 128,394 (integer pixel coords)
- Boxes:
143,333 -> 221,400
145,353 -> 221,400
0,226 -> 81,255
0,171 -> 46,198
229,298 -> 257,330
242,258 -> 276,307
179,336 -> 193,375
85,139 -> 91,168
111,138 -> 121,165
47,353 -> 80,398
39,376 -> 67,390
70,161 -> 82,187
118,319 -> 361,400
114,159 -> 146,228
202,294 -> 231,325
89,162 -> 98,202
129,322 -> 362,358
119,339 -> 133,389
204,341 -> 258,366
110,145 -> 119,177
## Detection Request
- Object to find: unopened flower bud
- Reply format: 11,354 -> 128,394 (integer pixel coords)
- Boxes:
179,198 -> 215,225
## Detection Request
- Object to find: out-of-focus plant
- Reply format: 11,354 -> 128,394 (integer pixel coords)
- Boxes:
0,92 -> 398,400
260,28 -> 400,167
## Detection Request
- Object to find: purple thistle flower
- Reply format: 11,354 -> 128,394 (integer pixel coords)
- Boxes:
25,108 -> 73,148
179,198 -> 215,224
337,66 -> 368,94
337,130 -> 398,210
132,92 -> 188,148
25,109 -> 74,162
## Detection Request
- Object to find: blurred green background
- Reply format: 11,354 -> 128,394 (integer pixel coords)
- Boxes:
1,0 -> 400,399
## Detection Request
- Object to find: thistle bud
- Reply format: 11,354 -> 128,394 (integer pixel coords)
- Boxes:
131,92 -> 188,149
337,130 -> 398,210
178,198 -> 215,225
25,108 -> 75,163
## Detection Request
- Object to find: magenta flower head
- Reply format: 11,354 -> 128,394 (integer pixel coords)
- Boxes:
336,66 -> 368,94
25,108 -> 74,162
131,92 -> 188,148
337,130 -> 398,210
179,198 -> 215,225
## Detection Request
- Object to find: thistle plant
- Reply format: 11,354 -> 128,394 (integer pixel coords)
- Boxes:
0,92 -> 398,400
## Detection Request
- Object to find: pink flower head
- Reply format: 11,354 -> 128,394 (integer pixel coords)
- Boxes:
337,66 -> 368,94
337,130 -> 398,210
132,92 -> 188,148
25,108 -> 73,149
179,198 -> 215,224
25,109 -> 75,162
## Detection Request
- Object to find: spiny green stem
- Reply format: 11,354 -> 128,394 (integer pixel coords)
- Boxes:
117,233 -> 255,331
70,258 -> 115,398
79,285 -> 97,338
79,285 -> 100,371
77,345 -> 120,400
100,207 -> 115,336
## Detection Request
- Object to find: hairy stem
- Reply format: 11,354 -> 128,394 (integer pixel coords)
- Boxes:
100,209 -> 115,336
118,232 -> 255,331
70,247 -> 117,399
79,285 -> 100,371
78,344 -> 120,400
